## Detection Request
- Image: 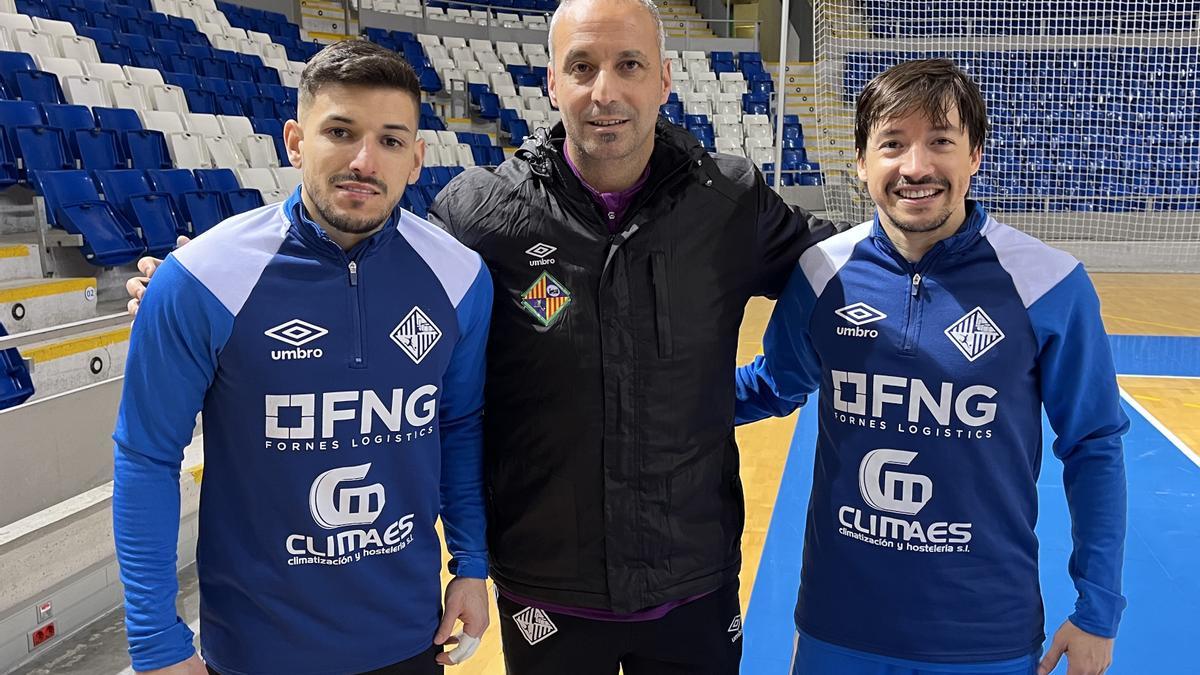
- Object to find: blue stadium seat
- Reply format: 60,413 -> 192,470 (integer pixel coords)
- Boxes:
183,44 -> 214,61
0,321 -> 35,410
179,190 -> 227,234
195,167 -> 264,214
74,128 -> 125,170
94,106 -> 141,132
250,116 -> 286,162
78,27 -> 115,44
34,170 -> 146,265
0,51 -> 37,96
198,58 -> 229,79
498,108 -> 520,133
167,55 -> 199,76
183,88 -> 216,114
14,70 -> 65,105
231,80 -> 260,103
146,168 -> 227,234
120,32 -> 152,52
193,168 -> 239,192
163,71 -> 200,91
509,118 -> 530,146
227,62 -> 254,82
131,50 -> 167,72
123,129 -> 172,170
153,39 -> 181,56
90,14 -> 123,33
43,104 -> 95,151
17,126 -> 74,187
0,99 -> 46,157
91,169 -> 184,255
97,43 -> 133,66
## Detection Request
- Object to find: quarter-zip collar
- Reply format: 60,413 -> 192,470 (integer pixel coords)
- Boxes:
517,121 -> 707,235
284,185 -> 403,262
870,199 -> 988,269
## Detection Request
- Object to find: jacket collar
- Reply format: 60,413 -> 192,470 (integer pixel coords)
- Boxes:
283,185 -> 403,260
870,199 -> 989,263
517,119 -> 708,185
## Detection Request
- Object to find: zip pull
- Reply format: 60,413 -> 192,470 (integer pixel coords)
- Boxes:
348,260 -> 358,286
911,273 -> 921,297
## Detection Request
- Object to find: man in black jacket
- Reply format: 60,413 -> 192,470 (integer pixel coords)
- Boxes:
426,1 -> 839,672
126,0 -> 840,671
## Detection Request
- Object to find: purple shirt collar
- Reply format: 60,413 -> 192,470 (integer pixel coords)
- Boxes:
563,143 -> 651,232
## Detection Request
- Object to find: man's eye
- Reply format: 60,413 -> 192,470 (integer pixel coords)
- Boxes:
571,63 -> 592,75
384,137 -> 403,148
328,128 -> 349,139
622,61 -> 643,71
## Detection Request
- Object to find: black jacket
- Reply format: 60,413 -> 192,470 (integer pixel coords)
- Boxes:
429,121 -> 841,612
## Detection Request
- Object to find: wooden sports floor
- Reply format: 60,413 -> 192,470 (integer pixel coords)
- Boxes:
18,274 -> 1195,674
444,273 -> 1200,675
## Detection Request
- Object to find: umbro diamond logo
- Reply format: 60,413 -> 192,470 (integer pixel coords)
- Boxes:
265,319 -> 329,347
390,307 -> 442,364
945,307 -> 1005,362
526,242 -> 557,267
526,242 -> 557,258
727,615 -> 743,643
835,302 -> 887,326
513,606 -> 558,646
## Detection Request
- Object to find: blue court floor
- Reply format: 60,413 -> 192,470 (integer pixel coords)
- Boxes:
743,335 -> 1200,674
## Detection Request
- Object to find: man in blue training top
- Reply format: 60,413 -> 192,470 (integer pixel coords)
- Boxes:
113,40 -> 491,675
736,59 -> 1127,675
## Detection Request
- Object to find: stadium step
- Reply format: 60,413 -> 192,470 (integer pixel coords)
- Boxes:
0,243 -> 42,282
0,277 -> 98,333
20,323 -> 130,400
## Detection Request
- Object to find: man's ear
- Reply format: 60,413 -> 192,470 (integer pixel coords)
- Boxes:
284,119 -> 302,169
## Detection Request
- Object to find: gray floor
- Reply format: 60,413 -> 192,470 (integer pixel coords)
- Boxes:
9,565 -> 200,675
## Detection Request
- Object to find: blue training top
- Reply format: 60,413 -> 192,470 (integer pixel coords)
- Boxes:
113,187 -> 492,675
736,201 -> 1128,663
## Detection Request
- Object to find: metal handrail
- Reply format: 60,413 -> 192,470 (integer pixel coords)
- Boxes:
0,312 -> 132,352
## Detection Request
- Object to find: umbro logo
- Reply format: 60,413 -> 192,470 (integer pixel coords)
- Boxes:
512,606 -> 558,646
390,307 -> 442,364
526,242 -> 557,267
266,319 -> 328,360
945,307 -> 1005,362
265,319 -> 329,347
835,302 -> 886,338
727,615 -> 743,643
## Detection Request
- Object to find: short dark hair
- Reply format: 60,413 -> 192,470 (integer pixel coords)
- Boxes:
855,58 -> 989,157
299,39 -> 421,113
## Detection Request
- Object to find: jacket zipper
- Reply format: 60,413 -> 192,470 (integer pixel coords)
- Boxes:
649,252 -> 673,358
901,270 -> 922,354
347,258 -> 365,368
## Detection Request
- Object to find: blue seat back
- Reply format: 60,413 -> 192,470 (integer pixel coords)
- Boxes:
123,129 -> 172,169
74,128 -> 124,170
194,168 -> 240,191
0,321 -> 34,410
16,126 -> 72,180
182,190 -> 228,235
94,107 -> 142,131
34,169 -> 146,264
14,71 -> 64,105
0,51 -> 37,95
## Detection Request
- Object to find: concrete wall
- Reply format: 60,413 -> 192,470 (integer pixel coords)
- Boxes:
0,438 -> 203,672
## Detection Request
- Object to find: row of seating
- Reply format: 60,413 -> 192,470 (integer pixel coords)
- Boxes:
35,165 -> 298,264
365,0 -> 554,30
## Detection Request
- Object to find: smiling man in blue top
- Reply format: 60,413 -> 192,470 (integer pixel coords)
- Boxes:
112,40 -> 492,675
737,59 -> 1128,675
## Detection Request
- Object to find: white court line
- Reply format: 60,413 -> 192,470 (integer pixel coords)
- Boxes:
116,619 -> 200,675
1117,373 -> 1200,380
1119,387 -> 1200,470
